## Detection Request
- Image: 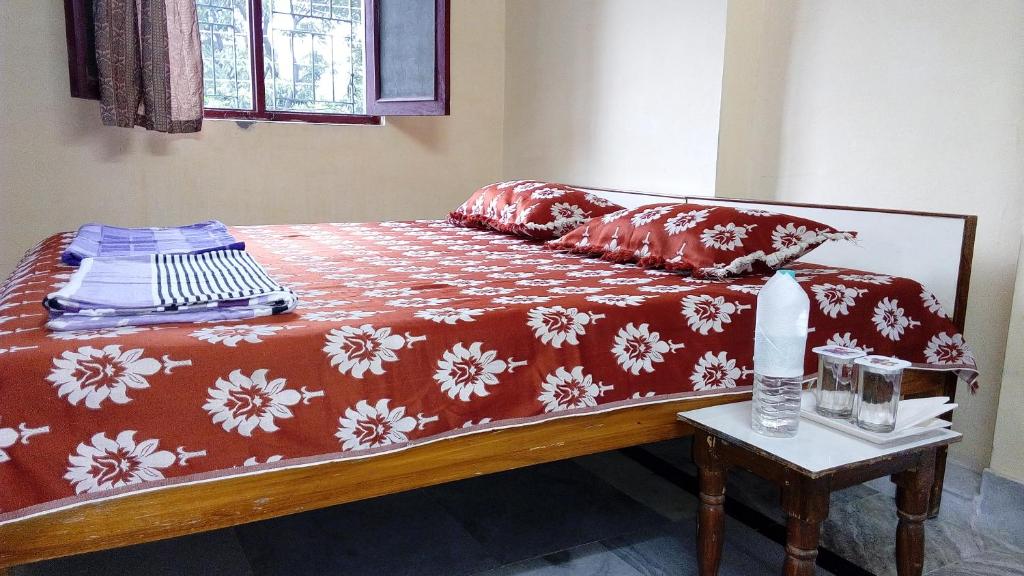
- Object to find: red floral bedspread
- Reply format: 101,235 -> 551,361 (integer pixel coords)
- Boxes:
0,221 -> 977,523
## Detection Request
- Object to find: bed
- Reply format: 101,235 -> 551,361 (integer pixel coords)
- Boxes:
0,189 -> 977,571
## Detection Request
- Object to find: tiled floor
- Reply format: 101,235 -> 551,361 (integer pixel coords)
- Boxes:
13,438 -> 1024,576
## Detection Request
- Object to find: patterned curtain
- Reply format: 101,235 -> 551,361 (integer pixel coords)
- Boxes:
93,0 -> 204,133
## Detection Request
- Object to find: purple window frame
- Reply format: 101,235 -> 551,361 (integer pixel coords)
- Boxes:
63,0 -> 449,124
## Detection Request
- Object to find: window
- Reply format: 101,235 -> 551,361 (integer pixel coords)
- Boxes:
63,0 -> 449,124
199,0 -> 370,122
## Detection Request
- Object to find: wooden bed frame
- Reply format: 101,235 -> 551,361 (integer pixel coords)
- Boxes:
0,192 -> 976,572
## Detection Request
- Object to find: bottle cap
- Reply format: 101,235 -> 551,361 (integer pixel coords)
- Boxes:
778,269 -> 796,278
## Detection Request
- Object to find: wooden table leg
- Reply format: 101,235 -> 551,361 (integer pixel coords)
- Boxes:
927,445 -> 948,518
693,431 -> 726,576
893,450 -> 937,576
781,472 -> 830,576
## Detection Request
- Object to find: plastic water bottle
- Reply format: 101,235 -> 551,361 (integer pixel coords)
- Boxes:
751,270 -> 810,437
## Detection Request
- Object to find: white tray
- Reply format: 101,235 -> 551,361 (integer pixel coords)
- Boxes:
799,392 -> 953,445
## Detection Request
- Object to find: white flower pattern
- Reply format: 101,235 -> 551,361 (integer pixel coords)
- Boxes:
611,323 -> 684,375
323,325 -> 411,378
921,290 -> 949,318
531,188 -> 565,200
924,333 -> 972,365
630,206 -> 674,227
690,352 -> 746,391
493,295 -> 553,305
826,332 -> 875,354
549,286 -> 605,295
839,274 -> 892,285
414,307 -> 487,324
47,346 -> 164,409
48,326 -> 148,340
771,223 -> 814,250
204,369 -> 303,436
65,431 -> 176,494
538,367 -> 613,412
336,399 -> 418,451
303,310 -> 378,322
681,295 -> 747,335
586,294 -> 648,307
664,209 -> 713,235
638,284 -> 695,294
810,284 -> 867,318
872,298 -> 921,341
191,324 -> 284,347
434,342 -> 515,401
700,223 -> 753,251
527,306 -> 601,348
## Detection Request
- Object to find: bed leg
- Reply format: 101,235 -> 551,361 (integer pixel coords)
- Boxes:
927,445 -> 948,518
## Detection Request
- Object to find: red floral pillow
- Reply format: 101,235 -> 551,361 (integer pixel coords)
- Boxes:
546,203 -> 855,279
448,181 -> 624,239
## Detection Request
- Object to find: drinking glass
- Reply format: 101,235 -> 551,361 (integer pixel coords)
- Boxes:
812,345 -> 866,419
853,355 -> 911,433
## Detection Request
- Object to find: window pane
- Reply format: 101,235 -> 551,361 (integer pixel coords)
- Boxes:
198,0 -> 255,110
263,0 -> 366,114
379,0 -> 435,100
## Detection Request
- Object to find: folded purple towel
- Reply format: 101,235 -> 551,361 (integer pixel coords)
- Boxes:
61,221 -> 244,266
44,250 -> 297,330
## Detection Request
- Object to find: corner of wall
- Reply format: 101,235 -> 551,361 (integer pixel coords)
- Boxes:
715,0 -> 800,202
990,229 -> 1024,483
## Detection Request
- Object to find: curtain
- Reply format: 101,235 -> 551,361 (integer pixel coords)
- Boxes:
93,0 -> 204,133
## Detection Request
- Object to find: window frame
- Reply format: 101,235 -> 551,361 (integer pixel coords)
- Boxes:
63,0 -> 449,123
203,0 -> 381,125
64,0 -> 100,99
364,0 -> 449,116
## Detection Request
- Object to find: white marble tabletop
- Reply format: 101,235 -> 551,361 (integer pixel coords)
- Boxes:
678,401 -> 961,477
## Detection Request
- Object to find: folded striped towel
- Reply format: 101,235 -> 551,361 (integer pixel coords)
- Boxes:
61,221 -> 245,266
44,250 -> 297,330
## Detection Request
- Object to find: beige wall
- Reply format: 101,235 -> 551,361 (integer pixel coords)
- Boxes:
991,232 -> 1024,483
0,0 -> 506,277
718,0 -> 1024,471
503,0 -> 726,195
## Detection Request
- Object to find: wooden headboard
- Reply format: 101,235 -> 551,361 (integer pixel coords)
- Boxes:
576,186 -> 977,334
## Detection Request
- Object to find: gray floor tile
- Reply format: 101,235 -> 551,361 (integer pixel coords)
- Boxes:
943,461 -> 983,500
866,475 -> 898,498
475,543 -> 644,576
574,450 -> 699,521
430,459 -> 669,565
821,492 -> 998,576
935,488 -> 981,530
977,470 -> 1024,553
234,489 -> 498,576
14,528 -> 253,576
723,468 -> 786,523
636,438 -> 698,476
830,481 -> 880,507
924,549 -> 1024,576
602,518 -> 822,576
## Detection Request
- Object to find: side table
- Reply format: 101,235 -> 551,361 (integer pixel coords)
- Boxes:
678,401 -> 961,576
